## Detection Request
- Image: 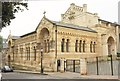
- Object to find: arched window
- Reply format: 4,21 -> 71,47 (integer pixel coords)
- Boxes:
15,46 -> 18,59
44,40 -> 47,53
93,42 -> 96,53
83,41 -> 85,52
66,39 -> 69,52
61,39 -> 65,52
75,40 -> 78,52
12,47 -> 14,61
47,39 -> 50,53
26,47 -> 28,60
79,40 -> 82,52
28,47 -> 30,60
33,46 -> 36,61
90,41 -> 92,52
20,48 -> 23,59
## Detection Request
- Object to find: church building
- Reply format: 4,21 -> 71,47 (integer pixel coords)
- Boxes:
6,3 -> 120,73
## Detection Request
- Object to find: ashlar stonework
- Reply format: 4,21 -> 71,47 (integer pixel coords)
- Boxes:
6,3 -> 120,73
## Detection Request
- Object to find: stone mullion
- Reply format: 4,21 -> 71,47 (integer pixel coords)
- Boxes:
68,40 -> 71,52
71,40 -> 75,53
17,45 -> 20,63
86,41 -> 90,54
23,44 -> 26,61
29,43 -> 32,61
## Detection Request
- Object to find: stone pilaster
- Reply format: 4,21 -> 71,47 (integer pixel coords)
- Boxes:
80,58 -> 87,75
60,59 -> 65,73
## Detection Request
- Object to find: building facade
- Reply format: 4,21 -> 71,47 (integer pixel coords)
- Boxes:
7,3 -> 120,73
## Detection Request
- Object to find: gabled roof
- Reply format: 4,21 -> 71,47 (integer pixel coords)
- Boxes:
51,21 -> 97,33
36,17 -> 97,33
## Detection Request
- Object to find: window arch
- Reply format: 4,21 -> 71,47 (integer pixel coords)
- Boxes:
61,39 -> 65,52
79,40 -> 82,52
83,41 -> 85,52
75,40 -> 78,52
66,39 -> 69,52
26,47 -> 28,60
20,47 -> 23,59
26,47 -> 30,60
90,41 -> 92,52
47,39 -> 50,53
44,40 -> 47,53
93,42 -> 96,53
33,46 -> 36,61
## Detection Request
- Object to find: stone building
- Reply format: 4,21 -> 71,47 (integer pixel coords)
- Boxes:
7,3 -> 120,74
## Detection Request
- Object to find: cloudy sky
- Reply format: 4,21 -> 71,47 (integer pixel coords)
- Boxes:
0,0 -> 120,38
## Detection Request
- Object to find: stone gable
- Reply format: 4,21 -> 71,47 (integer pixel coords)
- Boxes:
61,3 -> 99,27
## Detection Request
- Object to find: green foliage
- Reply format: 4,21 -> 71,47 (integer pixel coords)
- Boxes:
1,1 -> 28,30
0,35 -> 3,52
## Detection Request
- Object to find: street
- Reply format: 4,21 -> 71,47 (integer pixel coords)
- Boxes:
2,71 -> 118,80
3,71 -> 100,79
2,72 -> 84,79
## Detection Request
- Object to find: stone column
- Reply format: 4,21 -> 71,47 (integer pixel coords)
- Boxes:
60,59 -> 65,73
80,58 -> 87,75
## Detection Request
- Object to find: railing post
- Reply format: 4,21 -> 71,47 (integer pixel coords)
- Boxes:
66,60 -> 67,71
96,57 -> 99,75
73,60 -> 75,72
110,55 -> 113,76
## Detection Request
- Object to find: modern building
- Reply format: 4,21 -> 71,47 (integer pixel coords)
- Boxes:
6,3 -> 120,74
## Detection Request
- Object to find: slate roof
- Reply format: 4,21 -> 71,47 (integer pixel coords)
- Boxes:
23,17 -> 97,38
45,17 -> 97,33
51,21 -> 97,33
98,19 -> 120,26
12,36 -> 20,39
20,31 -> 36,37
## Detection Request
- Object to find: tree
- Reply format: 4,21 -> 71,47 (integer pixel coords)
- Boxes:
0,35 -> 3,52
0,1 -> 28,31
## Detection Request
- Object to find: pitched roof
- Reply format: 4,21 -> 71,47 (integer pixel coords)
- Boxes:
98,19 -> 120,26
44,17 -> 97,33
51,21 -> 97,33
12,36 -> 20,39
20,31 -> 36,37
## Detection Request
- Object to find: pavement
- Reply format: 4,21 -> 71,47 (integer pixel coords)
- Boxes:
14,70 -> 118,79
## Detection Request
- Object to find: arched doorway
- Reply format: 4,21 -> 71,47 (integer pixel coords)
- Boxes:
39,28 -> 50,53
107,37 -> 115,55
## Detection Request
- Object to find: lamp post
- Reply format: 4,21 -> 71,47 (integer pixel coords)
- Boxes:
40,48 -> 43,74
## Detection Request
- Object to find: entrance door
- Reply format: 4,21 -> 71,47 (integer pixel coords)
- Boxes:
57,60 -> 61,72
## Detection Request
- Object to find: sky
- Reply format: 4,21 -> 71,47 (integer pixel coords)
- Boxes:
0,0 -> 120,39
